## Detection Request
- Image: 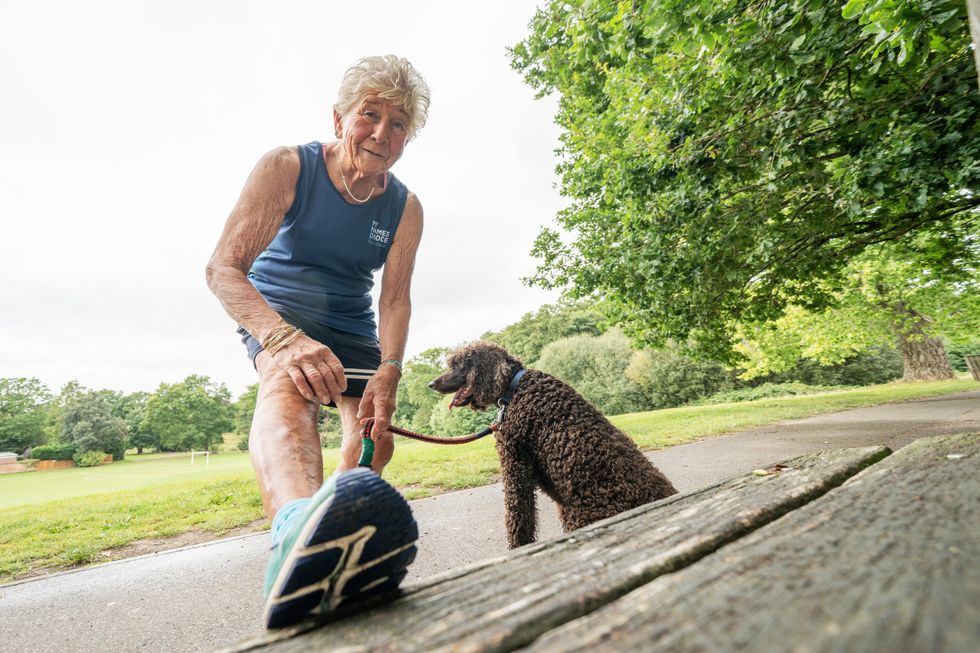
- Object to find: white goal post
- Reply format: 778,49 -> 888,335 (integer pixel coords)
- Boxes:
190,450 -> 210,466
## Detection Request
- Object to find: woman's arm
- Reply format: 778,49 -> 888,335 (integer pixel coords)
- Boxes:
358,192 -> 424,438
205,146 -> 346,405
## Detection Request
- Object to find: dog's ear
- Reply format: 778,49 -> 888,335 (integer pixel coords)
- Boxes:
492,355 -> 512,399
462,343 -> 516,410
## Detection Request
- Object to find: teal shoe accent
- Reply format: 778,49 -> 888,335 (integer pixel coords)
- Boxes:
270,497 -> 310,548
262,469 -> 418,629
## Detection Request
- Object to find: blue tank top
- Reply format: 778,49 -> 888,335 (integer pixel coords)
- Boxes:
248,141 -> 408,338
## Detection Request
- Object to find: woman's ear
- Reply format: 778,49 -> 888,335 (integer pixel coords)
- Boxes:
333,109 -> 344,139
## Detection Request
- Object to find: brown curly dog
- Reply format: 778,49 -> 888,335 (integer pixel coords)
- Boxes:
429,341 -> 677,548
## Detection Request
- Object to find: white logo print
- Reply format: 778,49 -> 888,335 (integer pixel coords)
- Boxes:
369,220 -> 391,247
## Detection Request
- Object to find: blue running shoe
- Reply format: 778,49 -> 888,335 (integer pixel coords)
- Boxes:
262,468 -> 418,629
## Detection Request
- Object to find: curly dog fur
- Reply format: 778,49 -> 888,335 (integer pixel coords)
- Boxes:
430,341 -> 677,548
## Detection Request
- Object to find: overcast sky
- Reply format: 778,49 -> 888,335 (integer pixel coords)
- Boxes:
0,1 -> 568,397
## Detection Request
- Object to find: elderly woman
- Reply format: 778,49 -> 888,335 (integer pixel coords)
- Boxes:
206,55 -> 429,628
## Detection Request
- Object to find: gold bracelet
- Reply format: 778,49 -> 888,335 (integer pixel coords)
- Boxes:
269,328 -> 303,355
262,324 -> 303,356
261,325 -> 294,350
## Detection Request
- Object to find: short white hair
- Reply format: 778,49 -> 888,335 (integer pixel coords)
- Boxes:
334,55 -> 431,141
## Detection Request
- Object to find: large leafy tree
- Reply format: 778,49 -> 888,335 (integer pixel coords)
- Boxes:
0,378 -> 52,453
116,391 -> 157,454
511,0 -> 979,365
60,390 -> 129,460
482,300 -> 605,365
141,375 -> 233,452
536,330 -> 651,415
738,244 -> 979,380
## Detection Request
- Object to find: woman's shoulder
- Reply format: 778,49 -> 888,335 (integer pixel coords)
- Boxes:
256,145 -> 301,174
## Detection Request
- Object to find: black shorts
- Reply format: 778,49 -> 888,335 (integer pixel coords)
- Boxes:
237,308 -> 381,401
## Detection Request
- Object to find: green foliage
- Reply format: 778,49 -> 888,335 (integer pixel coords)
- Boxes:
737,246 -> 979,379
73,450 -> 106,468
946,341 -> 980,372
428,401 -> 496,437
768,346 -> 903,386
482,300 -> 605,365
318,406 -> 342,437
0,377 -> 52,453
536,330 -> 651,415
30,444 -> 76,461
626,346 -> 735,408
60,391 -> 128,460
511,0 -> 980,360
842,0 -> 966,66
394,348 -> 447,432
115,391 -> 151,456
234,384 -> 258,435
695,382 -> 853,405
41,381 -> 83,444
140,375 -> 234,452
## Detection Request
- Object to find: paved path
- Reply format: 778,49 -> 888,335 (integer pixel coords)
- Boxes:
1,390 -> 977,652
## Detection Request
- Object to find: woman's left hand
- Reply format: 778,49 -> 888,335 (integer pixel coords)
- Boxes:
357,363 -> 401,441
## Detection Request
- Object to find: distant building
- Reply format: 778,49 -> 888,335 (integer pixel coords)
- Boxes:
0,452 -> 18,465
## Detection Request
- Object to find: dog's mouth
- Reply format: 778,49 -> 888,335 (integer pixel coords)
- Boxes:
449,386 -> 474,409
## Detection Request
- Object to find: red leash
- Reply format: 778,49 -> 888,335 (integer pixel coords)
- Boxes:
360,418 -> 495,444
357,418 -> 495,467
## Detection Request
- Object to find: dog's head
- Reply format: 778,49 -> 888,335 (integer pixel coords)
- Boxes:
429,341 -> 524,411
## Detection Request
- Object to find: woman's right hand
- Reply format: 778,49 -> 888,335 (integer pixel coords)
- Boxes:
269,334 -> 347,406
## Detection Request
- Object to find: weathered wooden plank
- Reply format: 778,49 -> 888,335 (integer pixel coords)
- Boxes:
525,432 -> 980,653
222,446 -> 889,653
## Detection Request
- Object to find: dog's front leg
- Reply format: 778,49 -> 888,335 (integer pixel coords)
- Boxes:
501,455 -> 537,548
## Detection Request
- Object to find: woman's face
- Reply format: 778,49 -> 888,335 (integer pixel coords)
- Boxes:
334,95 -> 411,177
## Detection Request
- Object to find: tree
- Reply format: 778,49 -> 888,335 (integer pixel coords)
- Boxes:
736,245 -> 979,380
536,330 -> 651,416
482,300 -> 606,365
43,380 -> 86,444
0,378 -> 52,453
60,391 -> 128,460
394,348 -> 447,433
141,375 -> 234,452
234,384 -> 258,436
626,346 -> 734,408
427,398 -> 497,437
116,391 -> 157,454
511,0 -> 979,361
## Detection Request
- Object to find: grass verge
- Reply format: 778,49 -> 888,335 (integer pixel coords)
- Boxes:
0,378 -> 975,582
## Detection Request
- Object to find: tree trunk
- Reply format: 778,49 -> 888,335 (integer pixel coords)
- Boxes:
892,311 -> 955,382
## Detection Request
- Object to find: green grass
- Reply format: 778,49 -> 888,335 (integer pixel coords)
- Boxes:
0,452 -> 256,510
613,378 -> 978,449
0,377 -> 975,581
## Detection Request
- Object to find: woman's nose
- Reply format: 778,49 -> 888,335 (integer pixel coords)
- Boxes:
372,122 -> 389,143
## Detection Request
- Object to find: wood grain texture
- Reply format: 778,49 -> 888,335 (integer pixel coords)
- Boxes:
225,446 -> 889,653
525,432 -> 979,653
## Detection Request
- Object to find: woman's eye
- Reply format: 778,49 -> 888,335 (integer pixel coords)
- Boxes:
363,111 -> 379,119
393,121 -> 406,132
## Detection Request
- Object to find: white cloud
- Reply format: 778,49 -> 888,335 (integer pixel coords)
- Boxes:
0,1 -> 566,397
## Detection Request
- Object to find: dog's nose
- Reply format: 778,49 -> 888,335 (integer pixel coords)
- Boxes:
428,380 -> 436,389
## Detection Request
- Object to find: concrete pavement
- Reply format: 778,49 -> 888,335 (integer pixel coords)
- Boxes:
1,390 -> 977,652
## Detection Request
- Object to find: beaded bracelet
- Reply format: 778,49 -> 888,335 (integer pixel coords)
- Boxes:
381,358 -> 403,373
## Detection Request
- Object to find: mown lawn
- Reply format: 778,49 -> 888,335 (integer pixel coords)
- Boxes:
0,377 -> 975,581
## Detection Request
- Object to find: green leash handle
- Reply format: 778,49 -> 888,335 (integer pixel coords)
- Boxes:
357,418 -> 376,468
358,437 -> 375,467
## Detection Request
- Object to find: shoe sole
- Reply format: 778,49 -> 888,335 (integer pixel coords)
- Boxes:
263,469 -> 418,629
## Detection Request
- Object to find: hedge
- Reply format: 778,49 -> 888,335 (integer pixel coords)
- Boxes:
30,444 -> 77,461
